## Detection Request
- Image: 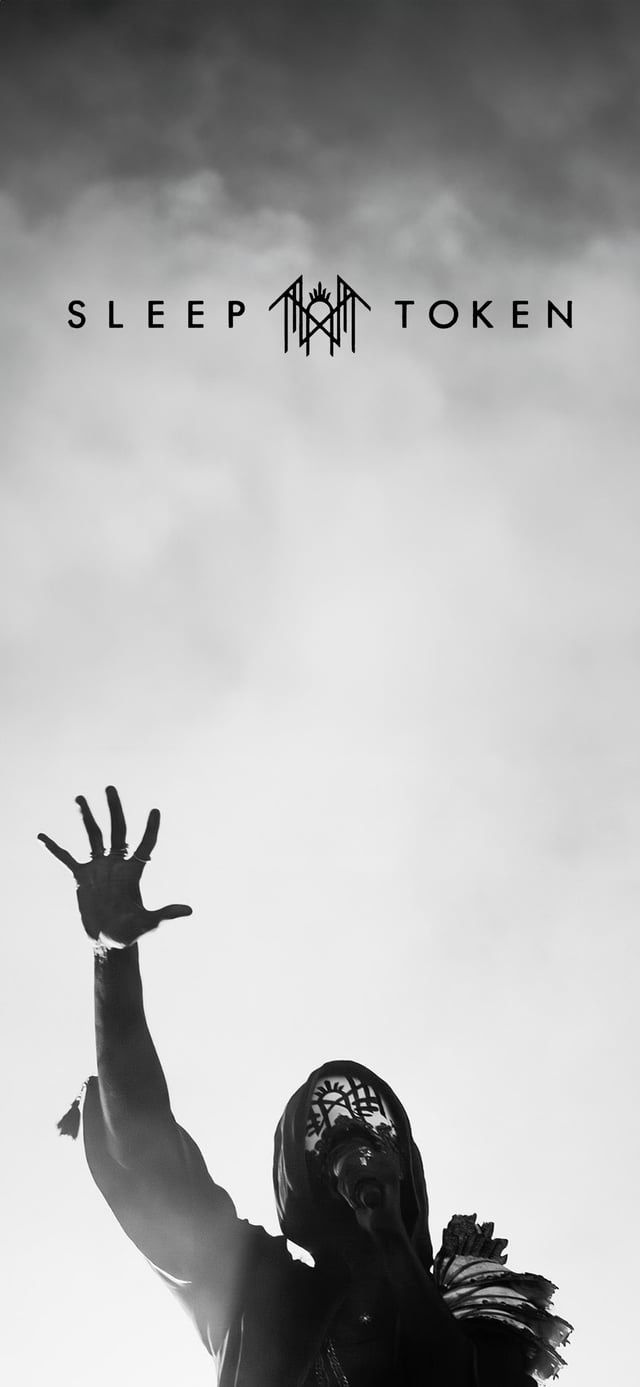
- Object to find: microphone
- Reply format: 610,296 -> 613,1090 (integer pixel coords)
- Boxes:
330,1137 -> 401,1212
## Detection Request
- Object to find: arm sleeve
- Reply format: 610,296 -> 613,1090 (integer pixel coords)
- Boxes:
81,1075 -> 258,1354
468,1324 -> 537,1387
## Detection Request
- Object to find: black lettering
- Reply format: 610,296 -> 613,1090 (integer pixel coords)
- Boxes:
394,299 -> 415,328
188,299 -> 204,328
228,300 -> 245,328
68,301 -> 86,329
428,300 -> 458,329
512,300 -> 529,328
108,300 -> 123,329
148,300 -> 164,328
472,300 -> 493,328
548,299 -> 572,328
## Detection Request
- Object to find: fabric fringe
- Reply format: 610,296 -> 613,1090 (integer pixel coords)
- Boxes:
434,1214 -> 573,1381
57,1081 -> 88,1139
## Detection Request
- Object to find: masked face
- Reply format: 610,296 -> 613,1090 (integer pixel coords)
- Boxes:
305,1071 -> 399,1184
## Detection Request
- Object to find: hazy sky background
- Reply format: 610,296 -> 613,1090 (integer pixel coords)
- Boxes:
1,2 -> 638,1384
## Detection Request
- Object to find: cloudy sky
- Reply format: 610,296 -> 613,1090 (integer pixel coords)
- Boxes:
1,2 -> 638,1384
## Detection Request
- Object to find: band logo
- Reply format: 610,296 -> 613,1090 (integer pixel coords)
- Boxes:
269,275 -> 371,355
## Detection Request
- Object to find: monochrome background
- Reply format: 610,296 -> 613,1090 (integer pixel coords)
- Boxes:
1,2 -> 638,1384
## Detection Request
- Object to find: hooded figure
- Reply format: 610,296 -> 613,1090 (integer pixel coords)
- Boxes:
80,1058 -> 570,1387
41,788 -> 570,1387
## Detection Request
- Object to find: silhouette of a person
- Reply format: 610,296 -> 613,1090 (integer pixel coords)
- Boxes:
40,787 -> 571,1387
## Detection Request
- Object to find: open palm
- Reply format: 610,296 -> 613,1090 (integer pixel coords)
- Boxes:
38,785 -> 192,946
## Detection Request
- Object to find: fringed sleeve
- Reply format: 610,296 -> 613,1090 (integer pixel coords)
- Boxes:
434,1214 -> 572,1382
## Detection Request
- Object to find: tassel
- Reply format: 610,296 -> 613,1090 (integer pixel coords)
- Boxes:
57,1095 -> 82,1139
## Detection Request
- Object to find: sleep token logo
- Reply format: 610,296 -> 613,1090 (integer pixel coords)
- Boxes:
269,275 -> 371,355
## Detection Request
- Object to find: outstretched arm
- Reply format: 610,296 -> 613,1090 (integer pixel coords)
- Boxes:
39,786 -> 309,1369
94,943 -> 171,1165
40,785 -> 192,1167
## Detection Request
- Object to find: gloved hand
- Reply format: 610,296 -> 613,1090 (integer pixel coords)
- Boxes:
39,785 -> 192,946
331,1137 -> 406,1239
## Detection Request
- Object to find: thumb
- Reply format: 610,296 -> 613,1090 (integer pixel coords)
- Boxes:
146,903 -> 193,927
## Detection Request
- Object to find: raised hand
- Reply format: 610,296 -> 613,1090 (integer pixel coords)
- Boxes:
38,785 -> 192,947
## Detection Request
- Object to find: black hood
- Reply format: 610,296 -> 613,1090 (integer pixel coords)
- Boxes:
273,1060 -> 433,1268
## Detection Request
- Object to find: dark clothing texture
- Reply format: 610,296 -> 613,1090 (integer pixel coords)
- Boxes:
82,1061 -> 560,1386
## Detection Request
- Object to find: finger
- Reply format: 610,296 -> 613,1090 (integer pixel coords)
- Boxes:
133,808 -> 160,864
106,785 -> 127,857
146,903 -> 193,927
37,833 -> 79,876
75,795 -> 105,859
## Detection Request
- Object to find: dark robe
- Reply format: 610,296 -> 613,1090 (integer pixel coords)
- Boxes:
82,1060 -> 559,1386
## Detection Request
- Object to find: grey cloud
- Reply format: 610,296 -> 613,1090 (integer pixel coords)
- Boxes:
1,0 -> 639,248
